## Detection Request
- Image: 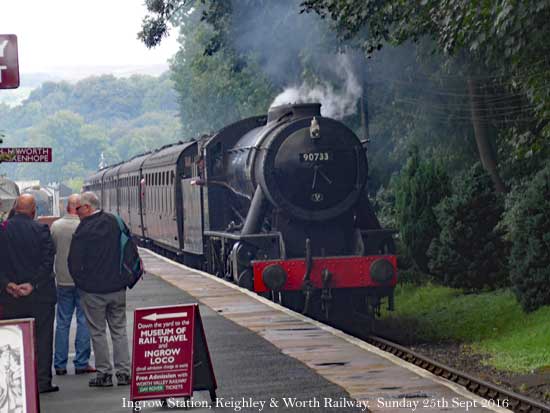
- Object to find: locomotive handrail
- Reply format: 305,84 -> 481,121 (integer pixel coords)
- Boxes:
203,231 -> 282,241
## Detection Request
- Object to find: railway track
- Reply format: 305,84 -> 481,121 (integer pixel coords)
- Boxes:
146,245 -> 550,413
365,335 -> 550,413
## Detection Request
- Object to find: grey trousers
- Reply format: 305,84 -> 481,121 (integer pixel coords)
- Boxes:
80,289 -> 131,376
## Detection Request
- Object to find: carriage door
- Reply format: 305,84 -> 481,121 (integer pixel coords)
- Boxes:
181,177 -> 203,255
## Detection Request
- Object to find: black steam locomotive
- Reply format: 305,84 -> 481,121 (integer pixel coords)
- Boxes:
84,103 -> 397,322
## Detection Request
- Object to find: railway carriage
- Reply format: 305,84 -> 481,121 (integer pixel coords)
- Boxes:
140,141 -> 199,255
102,164 -> 123,216
116,153 -> 150,236
83,168 -> 109,206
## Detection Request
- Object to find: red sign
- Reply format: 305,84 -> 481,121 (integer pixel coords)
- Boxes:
0,147 -> 52,163
0,318 -> 40,413
0,34 -> 19,89
131,304 -> 197,400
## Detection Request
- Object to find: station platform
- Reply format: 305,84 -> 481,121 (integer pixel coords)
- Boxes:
40,249 -> 512,413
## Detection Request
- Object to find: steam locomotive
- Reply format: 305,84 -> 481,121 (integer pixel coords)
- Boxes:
84,103 -> 397,322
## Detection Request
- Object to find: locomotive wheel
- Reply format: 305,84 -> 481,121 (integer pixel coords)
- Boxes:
280,291 -> 305,313
237,269 -> 254,290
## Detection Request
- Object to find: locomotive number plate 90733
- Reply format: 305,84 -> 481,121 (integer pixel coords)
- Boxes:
299,152 -> 333,162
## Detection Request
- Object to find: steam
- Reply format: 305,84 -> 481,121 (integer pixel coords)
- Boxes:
270,54 -> 362,119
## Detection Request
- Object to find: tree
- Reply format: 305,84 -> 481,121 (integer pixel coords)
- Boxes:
428,163 -> 508,291
15,111 -> 109,183
394,147 -> 450,273
505,164 -> 550,312
0,73 -> 183,179
138,0 -> 191,48
301,0 -> 550,190
145,1 -> 285,136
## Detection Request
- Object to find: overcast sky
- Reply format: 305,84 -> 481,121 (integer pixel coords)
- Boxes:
0,0 -> 179,74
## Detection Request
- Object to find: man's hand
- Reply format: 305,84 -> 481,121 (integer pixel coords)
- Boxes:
6,282 -> 20,298
16,283 -> 34,297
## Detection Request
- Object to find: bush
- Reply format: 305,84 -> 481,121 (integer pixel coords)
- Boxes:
506,164 -> 550,312
428,163 -> 508,291
394,147 -> 450,273
371,182 -> 397,229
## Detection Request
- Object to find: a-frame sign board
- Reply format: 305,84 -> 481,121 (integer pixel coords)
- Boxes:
130,304 -> 217,405
0,318 -> 40,413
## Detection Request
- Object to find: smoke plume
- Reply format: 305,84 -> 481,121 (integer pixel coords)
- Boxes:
270,54 -> 362,119
228,0 -> 363,120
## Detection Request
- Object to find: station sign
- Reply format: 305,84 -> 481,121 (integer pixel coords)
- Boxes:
0,34 -> 19,89
0,318 -> 40,413
0,147 -> 52,162
130,304 -> 217,403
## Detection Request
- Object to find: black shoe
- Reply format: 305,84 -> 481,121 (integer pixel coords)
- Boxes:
75,365 -> 97,375
88,374 -> 113,387
39,385 -> 60,393
55,368 -> 67,376
116,372 -> 131,386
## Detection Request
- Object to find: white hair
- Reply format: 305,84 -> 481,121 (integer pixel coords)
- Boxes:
80,191 -> 100,210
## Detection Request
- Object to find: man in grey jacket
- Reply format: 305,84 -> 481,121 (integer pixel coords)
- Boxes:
51,194 -> 96,376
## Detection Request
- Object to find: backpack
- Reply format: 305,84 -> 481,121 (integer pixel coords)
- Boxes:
114,215 -> 144,289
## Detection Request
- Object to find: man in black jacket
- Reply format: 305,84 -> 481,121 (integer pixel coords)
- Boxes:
0,194 -> 59,393
68,191 -> 131,387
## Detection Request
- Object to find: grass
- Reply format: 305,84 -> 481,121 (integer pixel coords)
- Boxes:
381,283 -> 550,373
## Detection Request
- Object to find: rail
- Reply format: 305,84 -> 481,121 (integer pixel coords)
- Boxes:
366,335 -> 550,413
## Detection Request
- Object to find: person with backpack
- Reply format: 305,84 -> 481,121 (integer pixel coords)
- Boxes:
68,191 -> 131,388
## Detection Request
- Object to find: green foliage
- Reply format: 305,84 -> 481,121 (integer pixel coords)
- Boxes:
139,0 -> 192,48
383,283 -> 550,373
428,163 -> 508,291
302,0 -> 550,156
65,177 -> 85,193
505,165 -> 550,312
371,182 -> 396,229
0,74 -> 181,186
14,111 -> 109,184
169,3 -> 276,136
394,147 -> 450,273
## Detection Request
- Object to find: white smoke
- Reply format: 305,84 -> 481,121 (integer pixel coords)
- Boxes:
270,53 -> 362,119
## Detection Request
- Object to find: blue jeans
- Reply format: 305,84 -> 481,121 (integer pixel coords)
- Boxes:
54,286 -> 91,370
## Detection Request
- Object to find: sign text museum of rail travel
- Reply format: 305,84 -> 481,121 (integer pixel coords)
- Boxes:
131,305 -> 196,399
0,34 -> 19,89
